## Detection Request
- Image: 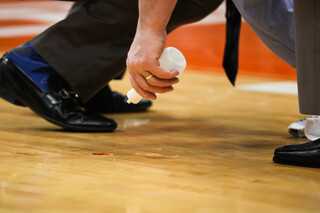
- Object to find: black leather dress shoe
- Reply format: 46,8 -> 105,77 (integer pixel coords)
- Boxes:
273,139 -> 320,168
0,55 -> 117,132
85,85 -> 152,113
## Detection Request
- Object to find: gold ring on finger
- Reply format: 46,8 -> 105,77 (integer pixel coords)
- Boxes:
145,74 -> 153,80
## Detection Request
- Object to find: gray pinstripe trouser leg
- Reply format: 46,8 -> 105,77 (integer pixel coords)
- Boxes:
294,0 -> 320,115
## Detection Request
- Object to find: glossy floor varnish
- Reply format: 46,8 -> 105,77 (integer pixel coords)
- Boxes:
0,70 -> 318,213
0,1 -> 318,212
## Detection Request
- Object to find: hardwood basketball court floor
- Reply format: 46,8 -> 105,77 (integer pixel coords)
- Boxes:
0,1 -> 319,213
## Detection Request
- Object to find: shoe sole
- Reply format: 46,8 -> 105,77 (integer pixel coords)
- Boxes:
273,156 -> 320,168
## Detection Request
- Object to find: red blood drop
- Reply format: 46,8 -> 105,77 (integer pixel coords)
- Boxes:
92,153 -> 110,156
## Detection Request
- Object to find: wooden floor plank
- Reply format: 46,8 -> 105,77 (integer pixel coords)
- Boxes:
0,70 -> 317,213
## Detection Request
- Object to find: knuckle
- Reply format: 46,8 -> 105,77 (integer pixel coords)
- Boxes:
140,57 -> 153,68
148,79 -> 160,86
149,87 -> 157,93
140,83 -> 149,90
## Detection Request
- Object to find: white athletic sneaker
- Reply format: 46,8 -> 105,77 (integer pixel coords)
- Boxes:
288,118 -> 307,138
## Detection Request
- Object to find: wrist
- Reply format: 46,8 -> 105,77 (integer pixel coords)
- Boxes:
137,20 -> 167,36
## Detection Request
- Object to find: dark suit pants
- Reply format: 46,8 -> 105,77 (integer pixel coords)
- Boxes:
29,0 -> 222,102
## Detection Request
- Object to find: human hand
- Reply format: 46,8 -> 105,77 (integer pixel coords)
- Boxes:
126,29 -> 180,100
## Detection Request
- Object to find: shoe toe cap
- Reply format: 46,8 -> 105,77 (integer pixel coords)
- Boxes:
67,113 -> 117,132
274,139 -> 320,154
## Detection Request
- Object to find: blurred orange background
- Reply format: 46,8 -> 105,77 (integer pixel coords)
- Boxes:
0,0 -> 296,81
